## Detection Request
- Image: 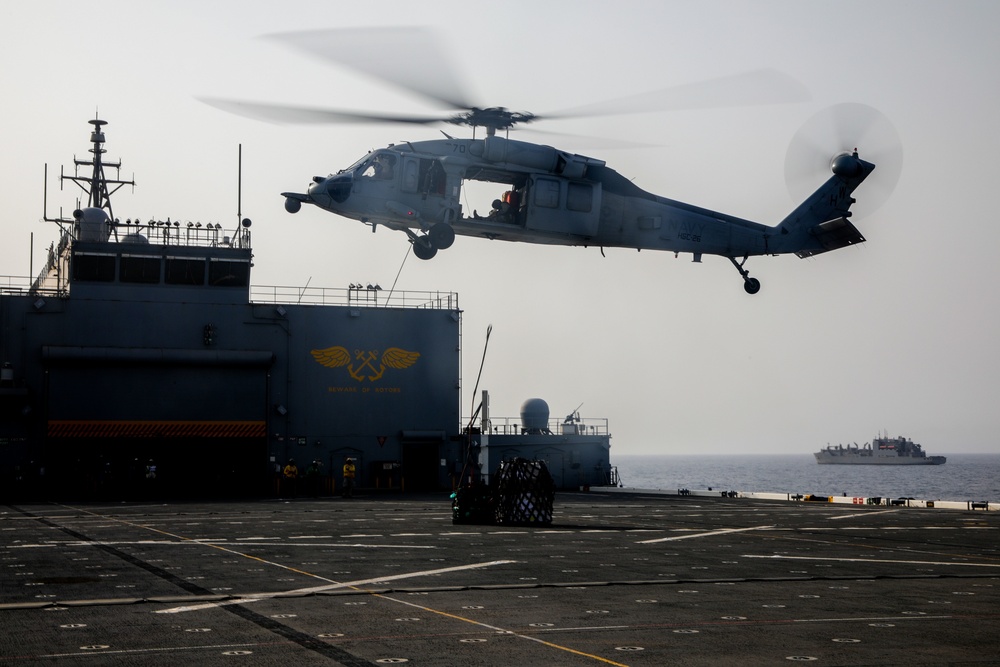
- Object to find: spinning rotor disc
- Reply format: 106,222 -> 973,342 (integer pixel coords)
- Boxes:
202,27 -> 811,137
785,103 -> 903,218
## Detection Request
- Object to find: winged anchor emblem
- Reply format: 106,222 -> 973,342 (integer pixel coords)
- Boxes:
311,346 -> 420,382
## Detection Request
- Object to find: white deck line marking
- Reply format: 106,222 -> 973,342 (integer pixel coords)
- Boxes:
742,554 -> 1000,568
534,625 -> 631,632
637,525 -> 774,544
827,509 -> 900,520
791,615 -> 953,623
214,542 -> 435,549
36,643 -> 263,659
156,559 -> 517,614
6,541 -> 433,550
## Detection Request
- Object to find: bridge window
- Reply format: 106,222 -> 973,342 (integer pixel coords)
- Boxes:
209,258 -> 249,287
72,252 -> 116,282
165,257 -> 207,285
120,254 -> 161,284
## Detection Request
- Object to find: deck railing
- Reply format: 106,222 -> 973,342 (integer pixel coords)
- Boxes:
251,285 -> 459,310
464,417 -> 610,436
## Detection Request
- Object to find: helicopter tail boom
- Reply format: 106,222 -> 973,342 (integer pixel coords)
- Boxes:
773,152 -> 874,257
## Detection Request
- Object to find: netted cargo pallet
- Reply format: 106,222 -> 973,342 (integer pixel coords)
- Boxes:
451,481 -> 494,525
493,458 -> 554,526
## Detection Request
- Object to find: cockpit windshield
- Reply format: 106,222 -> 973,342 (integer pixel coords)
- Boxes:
344,151 -> 397,180
341,152 -> 372,175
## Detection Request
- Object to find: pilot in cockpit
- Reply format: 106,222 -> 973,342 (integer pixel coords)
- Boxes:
359,153 -> 395,179
371,154 -> 395,179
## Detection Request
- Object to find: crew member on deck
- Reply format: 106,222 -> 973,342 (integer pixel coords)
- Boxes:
342,457 -> 356,498
282,459 -> 299,498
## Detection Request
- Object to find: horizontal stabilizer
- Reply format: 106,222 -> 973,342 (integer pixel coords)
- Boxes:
795,217 -> 866,258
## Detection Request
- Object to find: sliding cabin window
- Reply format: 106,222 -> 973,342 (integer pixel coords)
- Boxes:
534,178 -> 560,208
567,182 -> 593,212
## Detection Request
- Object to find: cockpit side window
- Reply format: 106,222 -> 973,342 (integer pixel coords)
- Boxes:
358,152 -> 396,180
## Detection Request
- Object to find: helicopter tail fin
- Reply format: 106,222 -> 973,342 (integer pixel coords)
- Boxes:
775,153 -> 874,258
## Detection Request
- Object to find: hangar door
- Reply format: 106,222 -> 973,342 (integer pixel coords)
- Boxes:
42,347 -> 273,498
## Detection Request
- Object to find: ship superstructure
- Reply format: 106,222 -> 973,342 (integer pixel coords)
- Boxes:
1,119 -> 463,498
466,394 -> 617,490
814,434 -> 946,465
1,118 -> 615,500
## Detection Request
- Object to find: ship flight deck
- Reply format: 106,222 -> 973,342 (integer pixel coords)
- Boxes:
1,492 -> 998,666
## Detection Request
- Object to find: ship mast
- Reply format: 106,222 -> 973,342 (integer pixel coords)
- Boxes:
62,119 -> 135,222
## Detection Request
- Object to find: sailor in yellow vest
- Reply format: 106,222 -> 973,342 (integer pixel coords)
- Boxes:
282,459 -> 299,498
342,457 -> 356,498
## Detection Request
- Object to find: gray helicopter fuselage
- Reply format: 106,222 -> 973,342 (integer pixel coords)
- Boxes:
297,137 -> 781,255
288,135 -> 872,278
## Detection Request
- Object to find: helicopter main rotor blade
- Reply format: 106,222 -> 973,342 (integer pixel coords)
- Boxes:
199,97 -> 449,126
263,27 -> 476,112
539,68 -> 811,120
513,127 -> 657,150
785,103 -> 903,217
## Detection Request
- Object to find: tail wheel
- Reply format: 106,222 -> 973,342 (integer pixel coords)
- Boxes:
729,256 -> 761,295
428,222 -> 455,250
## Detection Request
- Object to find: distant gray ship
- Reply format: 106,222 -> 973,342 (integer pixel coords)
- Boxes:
815,434 -> 946,465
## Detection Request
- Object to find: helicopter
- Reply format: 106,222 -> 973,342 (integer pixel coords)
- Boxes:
203,28 -> 901,294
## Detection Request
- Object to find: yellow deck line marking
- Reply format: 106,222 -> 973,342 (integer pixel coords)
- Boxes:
379,593 -> 631,667
53,505 -> 627,665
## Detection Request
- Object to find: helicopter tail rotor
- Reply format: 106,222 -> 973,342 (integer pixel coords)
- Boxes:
785,103 -> 903,218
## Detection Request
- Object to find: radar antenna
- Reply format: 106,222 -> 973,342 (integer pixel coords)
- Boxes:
58,119 -> 136,222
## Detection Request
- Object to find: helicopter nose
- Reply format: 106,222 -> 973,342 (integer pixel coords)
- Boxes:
307,179 -> 331,208
309,173 -> 353,207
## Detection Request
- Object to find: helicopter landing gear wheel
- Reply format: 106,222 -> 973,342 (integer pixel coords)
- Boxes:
728,256 -> 761,295
412,237 -> 437,260
428,222 -> 455,250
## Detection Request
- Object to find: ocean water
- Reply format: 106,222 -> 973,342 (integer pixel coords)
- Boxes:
611,454 -> 1000,503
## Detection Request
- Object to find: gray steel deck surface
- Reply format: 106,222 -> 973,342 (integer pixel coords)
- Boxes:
2,493 -> 997,665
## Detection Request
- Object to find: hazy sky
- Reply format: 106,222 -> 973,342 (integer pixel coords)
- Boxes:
2,1 -> 998,455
